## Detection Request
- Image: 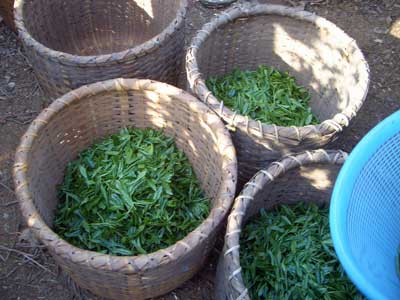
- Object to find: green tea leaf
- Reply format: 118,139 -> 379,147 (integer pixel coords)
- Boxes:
54,128 -> 210,256
206,65 -> 319,127
240,203 -> 365,300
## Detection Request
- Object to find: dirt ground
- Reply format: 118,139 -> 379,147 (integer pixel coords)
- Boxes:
0,0 -> 399,299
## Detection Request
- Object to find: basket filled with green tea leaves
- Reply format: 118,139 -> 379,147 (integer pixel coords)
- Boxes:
186,3 -> 369,185
216,150 -> 365,300
55,127 -> 215,256
13,79 -> 237,300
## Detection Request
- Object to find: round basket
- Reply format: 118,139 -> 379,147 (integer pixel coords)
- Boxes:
13,78 -> 237,300
331,110 -> 400,300
0,0 -> 15,31
186,4 -> 369,187
215,149 -> 347,300
14,0 -> 188,100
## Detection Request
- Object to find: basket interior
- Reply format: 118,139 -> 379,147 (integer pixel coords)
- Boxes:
21,0 -> 182,55
197,14 -> 368,122
345,132 -> 400,297
24,87 -> 226,227
244,164 -> 341,223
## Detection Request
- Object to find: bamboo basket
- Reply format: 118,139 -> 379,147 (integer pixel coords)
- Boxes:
14,0 -> 188,99
186,4 -> 369,187
13,78 -> 237,300
0,0 -> 15,31
215,149 -> 347,300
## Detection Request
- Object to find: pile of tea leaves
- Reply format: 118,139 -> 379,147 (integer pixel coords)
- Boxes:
54,128 -> 210,256
240,203 -> 365,300
206,65 -> 319,126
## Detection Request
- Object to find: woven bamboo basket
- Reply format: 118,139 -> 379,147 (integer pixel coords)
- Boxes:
0,0 -> 15,31
14,0 -> 188,100
215,149 -> 347,300
13,78 -> 237,300
186,4 -> 369,187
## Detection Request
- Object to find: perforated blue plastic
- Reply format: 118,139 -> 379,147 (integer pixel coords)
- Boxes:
331,110 -> 400,300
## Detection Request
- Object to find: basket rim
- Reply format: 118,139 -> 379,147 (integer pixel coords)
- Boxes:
13,78 -> 237,274
330,110 -> 400,300
13,0 -> 188,65
220,149 -> 347,299
186,3 -> 370,143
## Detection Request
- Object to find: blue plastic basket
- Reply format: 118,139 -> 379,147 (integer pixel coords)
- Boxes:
330,110 -> 400,300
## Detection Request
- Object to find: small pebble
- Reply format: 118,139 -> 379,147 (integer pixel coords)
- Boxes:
374,27 -> 388,34
7,82 -> 16,90
374,39 -> 384,43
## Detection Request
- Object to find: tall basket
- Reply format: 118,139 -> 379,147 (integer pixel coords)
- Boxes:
14,0 -> 188,99
216,149 -> 347,300
186,4 -> 369,187
13,79 -> 237,300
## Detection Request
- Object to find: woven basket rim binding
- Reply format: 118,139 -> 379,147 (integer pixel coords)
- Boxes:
13,0 -> 188,64
13,78 -> 237,274
186,3 -> 370,144
219,149 -> 347,299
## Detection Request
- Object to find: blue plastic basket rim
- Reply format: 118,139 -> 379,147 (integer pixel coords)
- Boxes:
330,110 -> 400,300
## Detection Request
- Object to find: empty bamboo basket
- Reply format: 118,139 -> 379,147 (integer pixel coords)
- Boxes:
0,0 -> 15,31
186,4 -> 369,187
14,0 -> 188,99
215,149 -> 347,300
13,78 -> 237,300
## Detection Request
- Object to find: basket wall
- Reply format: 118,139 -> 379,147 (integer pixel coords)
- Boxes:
14,0 -> 187,99
215,150 -> 346,300
186,4 -> 369,187
13,79 -> 237,300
